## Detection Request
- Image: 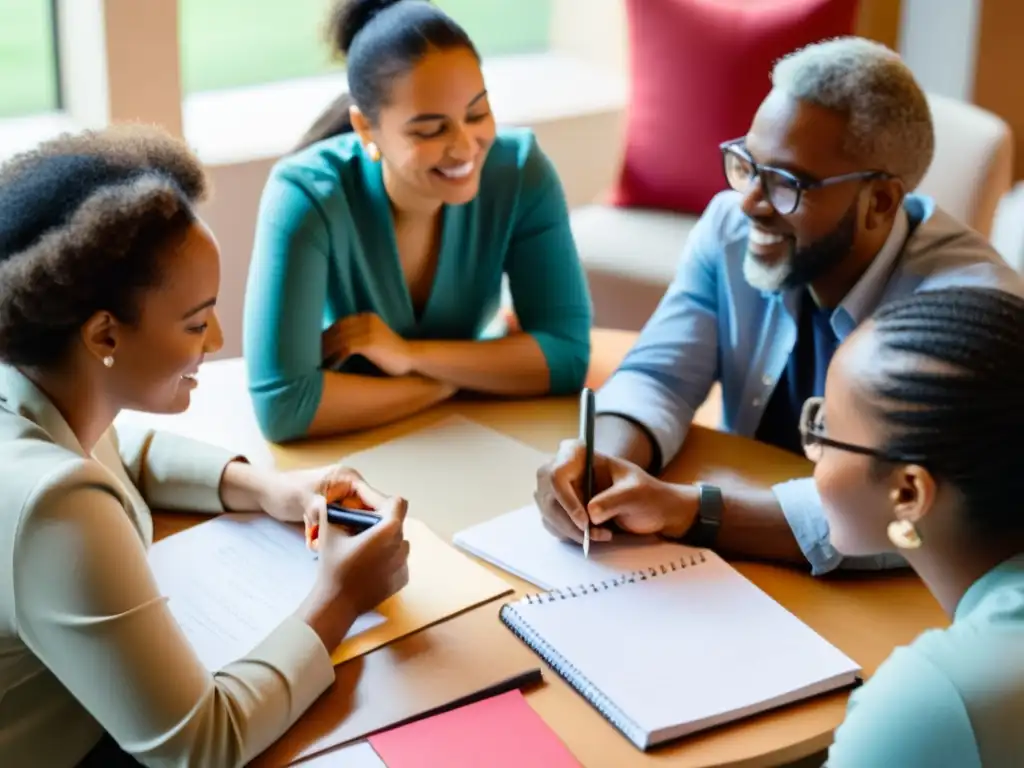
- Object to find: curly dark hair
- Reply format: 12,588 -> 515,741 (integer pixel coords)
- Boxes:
0,124 -> 209,369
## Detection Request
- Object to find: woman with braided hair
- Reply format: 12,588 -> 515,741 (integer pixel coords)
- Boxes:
804,286 -> 1024,766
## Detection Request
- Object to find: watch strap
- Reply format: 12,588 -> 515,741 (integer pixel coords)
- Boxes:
684,483 -> 723,548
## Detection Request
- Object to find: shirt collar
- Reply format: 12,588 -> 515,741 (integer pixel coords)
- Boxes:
0,363 -> 87,457
955,553 -> 1024,622
831,206 -> 910,337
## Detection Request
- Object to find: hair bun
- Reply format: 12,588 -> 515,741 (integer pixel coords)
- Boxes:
330,0 -> 408,55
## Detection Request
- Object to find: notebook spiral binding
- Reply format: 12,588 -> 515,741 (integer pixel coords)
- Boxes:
500,604 -> 648,749
521,550 -> 708,605
500,550 -> 711,750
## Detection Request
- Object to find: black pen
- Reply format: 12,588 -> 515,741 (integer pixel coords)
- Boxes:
579,387 -> 595,558
326,504 -> 382,532
307,504 -> 382,552
305,505 -> 382,561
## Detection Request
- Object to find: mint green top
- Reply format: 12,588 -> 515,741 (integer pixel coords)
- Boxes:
242,127 -> 592,441
827,553 -> 1024,767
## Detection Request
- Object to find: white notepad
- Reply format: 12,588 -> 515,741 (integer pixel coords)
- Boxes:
148,514 -> 386,671
500,550 -> 861,751
453,504 -> 697,590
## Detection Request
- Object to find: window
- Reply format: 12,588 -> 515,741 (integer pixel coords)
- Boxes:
437,0 -> 553,57
0,0 -> 59,118
178,0 -> 553,95
179,0 -> 340,94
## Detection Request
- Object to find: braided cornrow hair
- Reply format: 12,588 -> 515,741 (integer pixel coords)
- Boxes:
868,286 -> 1024,534
0,124 -> 208,369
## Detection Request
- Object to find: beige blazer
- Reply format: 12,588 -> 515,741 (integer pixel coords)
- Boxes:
0,365 -> 334,767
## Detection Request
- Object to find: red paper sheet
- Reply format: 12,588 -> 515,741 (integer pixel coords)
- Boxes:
367,690 -> 581,768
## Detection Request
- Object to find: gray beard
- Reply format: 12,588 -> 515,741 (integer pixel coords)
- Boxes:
742,203 -> 859,293
743,243 -> 795,292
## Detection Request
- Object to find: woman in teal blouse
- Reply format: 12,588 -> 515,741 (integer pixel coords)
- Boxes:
243,0 -> 592,441
802,287 -> 1024,766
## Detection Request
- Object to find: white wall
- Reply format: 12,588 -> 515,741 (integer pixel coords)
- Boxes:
898,0 -> 982,102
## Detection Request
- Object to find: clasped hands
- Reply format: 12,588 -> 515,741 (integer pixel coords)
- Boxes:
535,439 -> 701,544
322,312 -> 414,376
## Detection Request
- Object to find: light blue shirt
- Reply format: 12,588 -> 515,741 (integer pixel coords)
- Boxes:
826,553 -> 1024,767
596,190 -> 1024,574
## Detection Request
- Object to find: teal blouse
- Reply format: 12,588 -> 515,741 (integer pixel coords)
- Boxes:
827,553 -> 1024,767
242,127 -> 592,441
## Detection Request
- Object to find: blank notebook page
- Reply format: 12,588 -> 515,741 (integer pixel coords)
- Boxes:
501,551 -> 860,749
453,504 -> 695,590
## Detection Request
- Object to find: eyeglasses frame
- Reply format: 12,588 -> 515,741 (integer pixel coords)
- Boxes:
719,138 -> 893,214
799,397 -> 927,465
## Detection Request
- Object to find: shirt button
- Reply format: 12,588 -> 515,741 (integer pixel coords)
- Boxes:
762,375 -> 773,386
753,397 -> 762,408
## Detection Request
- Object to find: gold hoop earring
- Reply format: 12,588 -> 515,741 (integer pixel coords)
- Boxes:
887,519 -> 922,549
102,355 -> 115,368
366,142 -> 381,162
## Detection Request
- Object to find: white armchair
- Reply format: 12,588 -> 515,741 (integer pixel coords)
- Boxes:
572,92 -> 1016,331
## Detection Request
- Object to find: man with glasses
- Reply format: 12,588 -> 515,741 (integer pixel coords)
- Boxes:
534,36 -> 1024,575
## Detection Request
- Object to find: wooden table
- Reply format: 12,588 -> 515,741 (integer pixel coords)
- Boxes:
126,330 -> 946,767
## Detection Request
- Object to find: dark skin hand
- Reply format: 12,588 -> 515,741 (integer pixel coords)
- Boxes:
535,416 -> 807,566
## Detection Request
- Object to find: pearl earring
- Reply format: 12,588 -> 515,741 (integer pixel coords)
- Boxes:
887,519 -> 922,549
102,355 -> 115,368
366,142 -> 381,162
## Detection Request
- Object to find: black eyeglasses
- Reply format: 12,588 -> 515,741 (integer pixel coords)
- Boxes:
720,138 -> 891,215
799,397 -> 925,465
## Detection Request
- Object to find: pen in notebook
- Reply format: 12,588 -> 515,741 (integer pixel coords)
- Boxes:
579,387 -> 596,558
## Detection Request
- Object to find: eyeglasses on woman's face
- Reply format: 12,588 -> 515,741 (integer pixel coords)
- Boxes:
719,139 -> 892,215
798,397 -> 925,465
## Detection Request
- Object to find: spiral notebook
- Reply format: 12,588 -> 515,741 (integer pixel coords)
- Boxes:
499,549 -> 861,751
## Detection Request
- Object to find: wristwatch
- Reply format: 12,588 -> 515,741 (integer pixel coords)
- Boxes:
683,483 -> 723,548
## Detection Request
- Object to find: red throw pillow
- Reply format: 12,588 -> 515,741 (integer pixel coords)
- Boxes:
611,0 -> 860,215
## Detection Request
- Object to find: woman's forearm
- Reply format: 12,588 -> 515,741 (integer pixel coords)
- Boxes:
306,371 -> 457,436
218,460 -> 266,512
405,334 -> 551,395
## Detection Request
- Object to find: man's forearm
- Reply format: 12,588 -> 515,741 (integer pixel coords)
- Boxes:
713,482 -> 808,566
594,414 -> 655,470
594,411 -> 808,566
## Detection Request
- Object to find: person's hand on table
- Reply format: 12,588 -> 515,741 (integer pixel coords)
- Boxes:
322,312 -> 414,376
535,439 -> 698,543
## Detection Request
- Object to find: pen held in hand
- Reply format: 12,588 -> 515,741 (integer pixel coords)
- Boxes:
326,504 -> 382,531
306,504 -> 383,557
579,387 -> 596,559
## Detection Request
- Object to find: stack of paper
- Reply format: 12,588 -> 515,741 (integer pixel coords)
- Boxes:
148,512 -> 513,668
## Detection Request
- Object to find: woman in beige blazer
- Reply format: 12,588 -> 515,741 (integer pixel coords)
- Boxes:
0,125 -> 410,767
